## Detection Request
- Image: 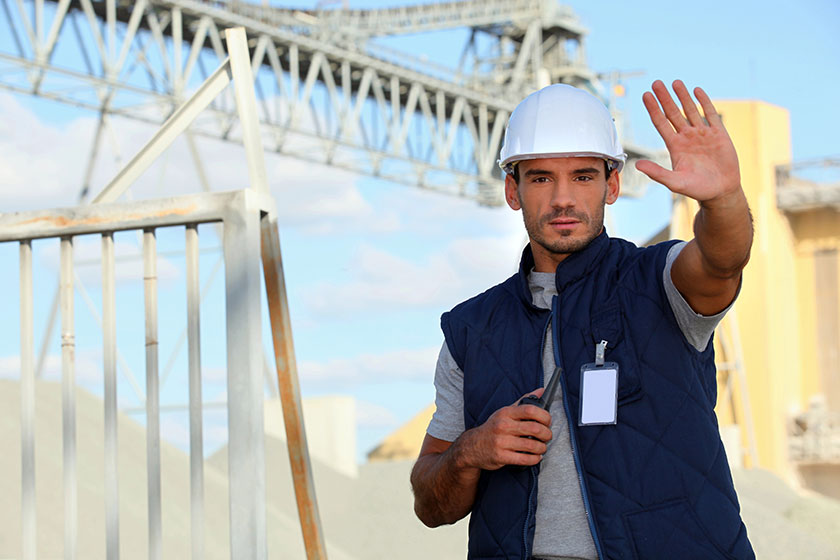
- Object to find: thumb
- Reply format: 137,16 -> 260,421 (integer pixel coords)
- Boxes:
516,387 -> 545,405
635,159 -> 675,189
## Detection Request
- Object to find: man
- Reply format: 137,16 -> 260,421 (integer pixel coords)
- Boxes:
410,80 -> 755,560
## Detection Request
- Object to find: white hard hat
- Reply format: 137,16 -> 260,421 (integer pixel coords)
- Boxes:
498,83 -> 627,174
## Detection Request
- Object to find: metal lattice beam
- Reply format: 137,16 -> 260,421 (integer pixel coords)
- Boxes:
0,0 -> 656,205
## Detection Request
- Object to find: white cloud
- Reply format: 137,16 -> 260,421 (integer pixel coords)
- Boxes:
0,94 -> 97,209
202,366 -> 227,384
0,354 -> 58,379
302,233 -> 524,316
303,244 -> 455,313
377,185 -> 519,237
0,92 -> 399,238
355,400 -> 398,429
0,351 -> 102,384
298,346 -> 439,388
271,171 -> 401,236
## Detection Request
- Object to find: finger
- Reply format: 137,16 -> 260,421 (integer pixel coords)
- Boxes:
513,402 -> 552,426
693,86 -> 724,128
518,420 -> 552,442
642,90 -> 677,145
672,80 -> 704,128
501,450 -> 542,467
651,80 -> 687,133
505,434 -> 548,456
634,160 -> 683,192
516,387 -> 545,403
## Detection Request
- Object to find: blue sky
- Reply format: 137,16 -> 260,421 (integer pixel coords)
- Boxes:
1,0 -> 838,462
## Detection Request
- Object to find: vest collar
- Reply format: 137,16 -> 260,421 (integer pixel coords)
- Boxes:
516,229 -> 611,301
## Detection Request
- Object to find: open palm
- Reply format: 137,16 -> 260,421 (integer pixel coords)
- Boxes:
635,80 -> 741,205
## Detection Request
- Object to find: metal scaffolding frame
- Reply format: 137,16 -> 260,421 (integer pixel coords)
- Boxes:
1,27 -> 325,560
714,308 -> 759,469
0,0 -> 657,205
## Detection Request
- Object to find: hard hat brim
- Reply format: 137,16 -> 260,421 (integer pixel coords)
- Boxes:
499,152 -> 627,174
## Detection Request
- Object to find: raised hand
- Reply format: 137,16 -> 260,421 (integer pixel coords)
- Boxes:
635,80 -> 742,207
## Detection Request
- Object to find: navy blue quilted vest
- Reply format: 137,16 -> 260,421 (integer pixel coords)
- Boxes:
441,231 -> 754,560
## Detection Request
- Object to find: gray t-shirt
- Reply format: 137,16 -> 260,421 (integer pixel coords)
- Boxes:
427,242 -> 736,560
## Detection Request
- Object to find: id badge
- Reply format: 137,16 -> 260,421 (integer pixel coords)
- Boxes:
578,362 -> 618,426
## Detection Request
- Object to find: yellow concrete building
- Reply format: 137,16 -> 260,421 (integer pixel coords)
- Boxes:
672,100 -> 840,497
371,99 -> 840,499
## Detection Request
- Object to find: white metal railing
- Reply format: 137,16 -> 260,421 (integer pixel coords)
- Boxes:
4,190 -> 271,559
3,27 -> 326,560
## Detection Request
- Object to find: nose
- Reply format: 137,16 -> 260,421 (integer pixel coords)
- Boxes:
548,178 -> 575,209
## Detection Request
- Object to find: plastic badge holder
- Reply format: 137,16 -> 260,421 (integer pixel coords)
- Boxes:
578,362 -> 618,426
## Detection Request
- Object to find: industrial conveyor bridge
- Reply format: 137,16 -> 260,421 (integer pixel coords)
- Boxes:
0,0 -> 656,205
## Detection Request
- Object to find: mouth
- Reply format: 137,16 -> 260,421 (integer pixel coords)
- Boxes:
548,218 -> 580,231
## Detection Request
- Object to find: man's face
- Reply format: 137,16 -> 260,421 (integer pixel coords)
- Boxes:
504,157 -> 620,272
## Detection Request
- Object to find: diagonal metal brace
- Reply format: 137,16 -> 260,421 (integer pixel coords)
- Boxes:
260,214 -> 328,560
92,57 -> 233,204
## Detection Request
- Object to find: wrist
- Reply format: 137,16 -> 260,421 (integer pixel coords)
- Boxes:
450,429 -> 483,475
699,186 -> 746,211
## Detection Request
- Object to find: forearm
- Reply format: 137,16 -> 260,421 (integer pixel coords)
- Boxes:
410,395 -> 551,527
693,188 -> 753,278
410,433 -> 482,527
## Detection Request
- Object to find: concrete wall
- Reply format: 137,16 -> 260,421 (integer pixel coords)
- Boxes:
264,395 -> 358,478
672,100 -> 840,495
791,210 -> 840,412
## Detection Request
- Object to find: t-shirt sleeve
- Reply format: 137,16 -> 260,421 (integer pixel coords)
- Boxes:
426,342 -> 466,442
663,241 -> 740,352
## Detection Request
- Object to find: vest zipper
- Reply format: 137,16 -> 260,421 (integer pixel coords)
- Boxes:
523,465 -> 538,559
551,295 -> 606,560
523,314 -> 552,559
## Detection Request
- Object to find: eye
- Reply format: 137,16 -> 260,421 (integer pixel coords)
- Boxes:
574,175 -> 594,182
531,176 -> 550,184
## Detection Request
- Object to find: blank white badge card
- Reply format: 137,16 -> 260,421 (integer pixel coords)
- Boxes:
579,365 -> 618,425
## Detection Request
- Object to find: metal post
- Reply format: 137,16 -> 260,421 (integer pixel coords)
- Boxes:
20,240 -> 36,560
224,27 -> 269,194
160,255 -> 223,390
728,309 -> 759,467
260,216 -> 327,559
102,232 -> 120,560
143,229 -> 161,560
61,237 -> 78,560
223,192 -> 267,560
34,288 -> 59,379
186,224 -> 205,560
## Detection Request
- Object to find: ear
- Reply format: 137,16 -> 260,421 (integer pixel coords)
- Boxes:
605,169 -> 621,205
505,174 -> 521,210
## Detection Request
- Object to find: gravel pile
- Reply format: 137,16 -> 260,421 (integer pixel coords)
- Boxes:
3,379 -> 838,559
732,467 -> 840,559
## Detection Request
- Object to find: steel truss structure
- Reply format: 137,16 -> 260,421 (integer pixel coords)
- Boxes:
0,0 -> 656,206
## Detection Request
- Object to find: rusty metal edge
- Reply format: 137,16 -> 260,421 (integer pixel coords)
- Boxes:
260,214 -> 328,560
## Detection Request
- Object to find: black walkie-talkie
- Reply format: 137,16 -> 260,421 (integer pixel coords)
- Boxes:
519,366 -> 563,412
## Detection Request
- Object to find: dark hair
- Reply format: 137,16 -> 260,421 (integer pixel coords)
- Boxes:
510,159 -> 614,184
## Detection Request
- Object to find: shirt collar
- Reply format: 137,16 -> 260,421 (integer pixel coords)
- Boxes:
516,229 -> 610,303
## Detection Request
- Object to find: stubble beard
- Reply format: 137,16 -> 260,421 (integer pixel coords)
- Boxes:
520,195 -> 605,257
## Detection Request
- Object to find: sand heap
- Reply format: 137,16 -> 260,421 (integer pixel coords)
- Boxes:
2,379 -> 838,559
